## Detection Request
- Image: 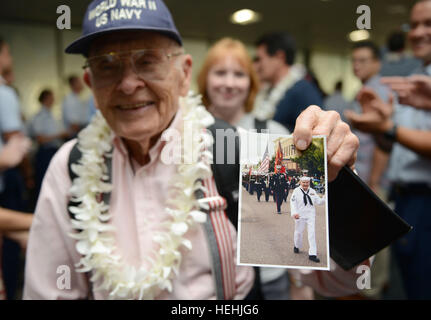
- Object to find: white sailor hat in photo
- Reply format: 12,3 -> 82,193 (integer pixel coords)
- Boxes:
65,0 -> 182,56
300,176 -> 311,182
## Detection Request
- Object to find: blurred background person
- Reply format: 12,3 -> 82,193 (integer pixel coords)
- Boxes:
349,41 -> 391,192
253,32 -> 322,131
0,134 -> 33,301
62,75 -> 88,140
198,37 -> 314,300
341,41 -> 392,300
380,31 -> 421,77
323,80 -> 351,122
28,89 -> 68,198
0,35 -> 33,300
345,0 -> 431,300
2,66 -> 15,88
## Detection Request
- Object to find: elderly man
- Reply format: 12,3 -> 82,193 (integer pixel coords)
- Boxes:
290,176 -> 325,263
24,0 -> 364,300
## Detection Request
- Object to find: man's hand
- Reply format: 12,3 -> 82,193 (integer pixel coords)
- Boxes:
293,105 -> 359,182
381,75 -> 431,110
293,214 -> 300,219
344,88 -> 394,134
0,135 -> 31,170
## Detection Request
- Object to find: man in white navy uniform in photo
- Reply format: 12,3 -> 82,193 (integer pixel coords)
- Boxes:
290,176 -> 325,263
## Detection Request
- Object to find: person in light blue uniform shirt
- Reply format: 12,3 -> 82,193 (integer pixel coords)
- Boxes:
386,64 -> 431,300
0,35 -> 28,300
29,89 -> 67,197
380,31 -> 422,77
0,78 -> 22,135
62,75 -> 89,139
346,0 -> 431,299
349,41 -> 390,187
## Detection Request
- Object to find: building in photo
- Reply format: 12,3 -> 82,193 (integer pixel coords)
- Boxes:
273,137 -> 300,172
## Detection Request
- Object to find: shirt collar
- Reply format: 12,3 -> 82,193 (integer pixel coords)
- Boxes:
113,108 -> 183,167
0,76 -> 5,85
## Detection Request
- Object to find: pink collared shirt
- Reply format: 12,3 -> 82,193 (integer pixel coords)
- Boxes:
24,111 -> 369,300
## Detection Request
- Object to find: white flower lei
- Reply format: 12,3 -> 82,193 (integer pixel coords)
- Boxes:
68,92 -> 216,300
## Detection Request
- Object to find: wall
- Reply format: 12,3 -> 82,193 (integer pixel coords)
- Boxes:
1,22 -> 363,123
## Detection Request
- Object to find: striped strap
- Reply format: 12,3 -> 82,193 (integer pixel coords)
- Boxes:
201,176 -> 236,300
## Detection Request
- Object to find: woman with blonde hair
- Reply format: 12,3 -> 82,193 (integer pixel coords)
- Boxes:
198,38 -> 316,300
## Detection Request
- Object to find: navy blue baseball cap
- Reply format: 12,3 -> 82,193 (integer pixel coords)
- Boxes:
65,0 -> 182,56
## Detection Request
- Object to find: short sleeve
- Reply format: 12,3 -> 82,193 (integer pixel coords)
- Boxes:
0,86 -> 23,133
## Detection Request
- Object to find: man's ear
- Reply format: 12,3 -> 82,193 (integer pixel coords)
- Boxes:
179,54 -> 193,97
83,69 -> 92,89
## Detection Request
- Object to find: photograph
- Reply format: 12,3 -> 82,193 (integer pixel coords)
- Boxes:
238,131 -> 329,270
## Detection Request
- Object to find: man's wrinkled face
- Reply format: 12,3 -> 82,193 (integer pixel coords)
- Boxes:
254,45 -> 281,84
351,48 -> 380,82
85,31 -> 192,143
300,180 -> 310,191
409,1 -> 431,63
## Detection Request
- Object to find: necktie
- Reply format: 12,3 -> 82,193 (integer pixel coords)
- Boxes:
300,188 -> 313,206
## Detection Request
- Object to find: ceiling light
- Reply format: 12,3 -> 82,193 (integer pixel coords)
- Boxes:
349,30 -> 370,42
231,9 -> 261,25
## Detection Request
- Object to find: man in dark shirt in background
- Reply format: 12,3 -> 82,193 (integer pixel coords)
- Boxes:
253,32 -> 323,132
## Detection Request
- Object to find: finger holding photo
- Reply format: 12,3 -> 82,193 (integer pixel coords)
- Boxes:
293,105 -> 359,181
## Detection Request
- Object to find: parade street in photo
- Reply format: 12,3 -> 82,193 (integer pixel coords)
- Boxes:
239,185 -> 328,269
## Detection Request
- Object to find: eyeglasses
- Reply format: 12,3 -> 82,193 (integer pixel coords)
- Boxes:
83,49 -> 183,88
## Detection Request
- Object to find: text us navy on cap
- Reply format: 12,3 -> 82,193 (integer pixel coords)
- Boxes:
65,0 -> 182,56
